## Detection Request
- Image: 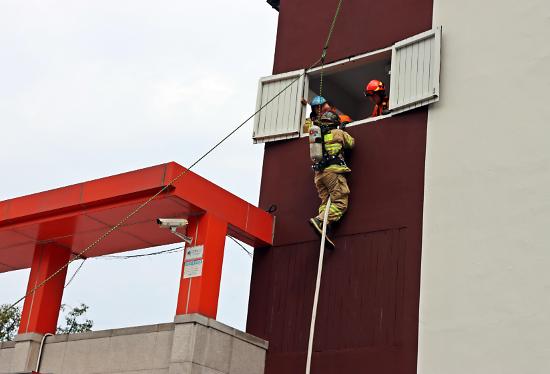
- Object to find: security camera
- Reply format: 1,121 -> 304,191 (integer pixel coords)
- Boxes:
157,218 -> 188,228
157,218 -> 192,244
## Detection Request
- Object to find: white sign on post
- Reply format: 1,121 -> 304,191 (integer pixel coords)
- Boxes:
185,245 -> 204,261
183,259 -> 204,279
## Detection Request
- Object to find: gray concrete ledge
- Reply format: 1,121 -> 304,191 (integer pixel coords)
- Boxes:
2,317 -> 267,374
11,317 -> 266,348
0,340 -> 16,349
13,333 -> 43,343
46,322 -> 176,343
175,313 -> 210,325
174,314 -> 268,349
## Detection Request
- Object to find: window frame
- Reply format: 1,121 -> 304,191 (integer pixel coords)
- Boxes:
253,69 -> 306,144
389,26 -> 442,113
254,27 -> 442,143
301,46 -> 393,135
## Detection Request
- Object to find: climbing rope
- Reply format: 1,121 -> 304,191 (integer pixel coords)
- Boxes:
305,197 -> 332,374
6,0 -> 345,313
319,0 -> 345,98
306,1 -> 345,372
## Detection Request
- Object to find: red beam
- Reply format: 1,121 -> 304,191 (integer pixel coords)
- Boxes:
166,163 -> 273,247
176,213 -> 227,318
19,243 -> 71,334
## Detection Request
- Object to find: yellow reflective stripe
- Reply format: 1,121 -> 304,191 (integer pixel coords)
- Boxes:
325,143 -> 342,156
324,165 -> 351,173
303,119 -> 313,133
324,133 -> 333,142
333,211 -> 343,219
343,133 -> 354,148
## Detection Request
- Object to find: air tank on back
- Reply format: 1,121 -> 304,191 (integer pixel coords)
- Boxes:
309,121 -> 323,163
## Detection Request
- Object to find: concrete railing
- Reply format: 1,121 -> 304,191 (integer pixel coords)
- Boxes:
0,314 -> 268,374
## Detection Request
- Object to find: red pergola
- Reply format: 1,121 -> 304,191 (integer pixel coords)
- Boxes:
0,162 -> 273,335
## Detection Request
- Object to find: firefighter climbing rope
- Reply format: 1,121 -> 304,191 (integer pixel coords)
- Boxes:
305,1 -> 346,373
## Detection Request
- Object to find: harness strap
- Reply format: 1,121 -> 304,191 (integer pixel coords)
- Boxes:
312,155 -> 346,172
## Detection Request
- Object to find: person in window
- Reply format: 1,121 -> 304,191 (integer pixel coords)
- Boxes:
302,96 -> 341,133
364,79 -> 390,117
339,114 -> 352,129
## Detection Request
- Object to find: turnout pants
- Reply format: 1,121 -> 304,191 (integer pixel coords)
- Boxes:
314,170 -> 350,224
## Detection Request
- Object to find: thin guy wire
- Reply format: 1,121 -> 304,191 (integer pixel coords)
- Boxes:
6,0 -> 344,312
64,259 -> 86,289
97,246 -> 184,260
228,236 -> 253,258
62,246 -> 184,288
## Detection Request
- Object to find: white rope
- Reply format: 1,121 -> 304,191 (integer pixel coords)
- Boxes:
305,197 -> 331,374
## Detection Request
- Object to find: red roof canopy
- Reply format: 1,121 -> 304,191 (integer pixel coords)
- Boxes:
0,162 -> 273,273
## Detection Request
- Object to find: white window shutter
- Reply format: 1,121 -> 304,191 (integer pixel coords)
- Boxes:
389,27 -> 442,113
253,69 -> 306,143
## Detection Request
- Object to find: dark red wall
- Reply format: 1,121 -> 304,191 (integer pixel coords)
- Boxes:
247,1 -> 433,373
272,0 -> 434,74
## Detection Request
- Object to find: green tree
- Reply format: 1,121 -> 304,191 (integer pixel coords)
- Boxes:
56,303 -> 93,334
0,303 -> 93,341
0,304 -> 21,342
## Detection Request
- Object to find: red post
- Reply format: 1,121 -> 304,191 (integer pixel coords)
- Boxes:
19,243 -> 71,334
176,213 -> 227,319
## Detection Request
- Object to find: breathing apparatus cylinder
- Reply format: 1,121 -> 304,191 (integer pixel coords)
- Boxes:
309,122 -> 323,163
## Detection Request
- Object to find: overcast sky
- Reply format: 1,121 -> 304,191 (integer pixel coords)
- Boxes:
0,1 -> 278,331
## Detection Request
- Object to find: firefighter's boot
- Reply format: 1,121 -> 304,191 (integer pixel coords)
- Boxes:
309,218 -> 335,249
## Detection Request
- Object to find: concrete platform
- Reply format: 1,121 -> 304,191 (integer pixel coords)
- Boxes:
0,314 -> 267,374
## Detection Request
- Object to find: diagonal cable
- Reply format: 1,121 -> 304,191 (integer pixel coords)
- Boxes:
6,0 -> 345,312
97,246 -> 184,260
6,61 -> 315,312
228,236 -> 253,258
64,259 -> 86,289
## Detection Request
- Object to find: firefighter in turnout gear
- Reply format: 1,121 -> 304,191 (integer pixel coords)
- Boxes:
364,79 -> 389,117
308,111 -> 355,247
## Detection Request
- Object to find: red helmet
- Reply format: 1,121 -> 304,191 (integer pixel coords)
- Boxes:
364,79 -> 385,96
339,114 -> 352,124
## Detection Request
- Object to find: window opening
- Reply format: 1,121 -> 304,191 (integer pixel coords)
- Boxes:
252,27 -> 441,144
305,48 -> 392,130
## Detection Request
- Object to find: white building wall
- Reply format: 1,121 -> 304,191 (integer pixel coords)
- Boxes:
419,0 -> 550,373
